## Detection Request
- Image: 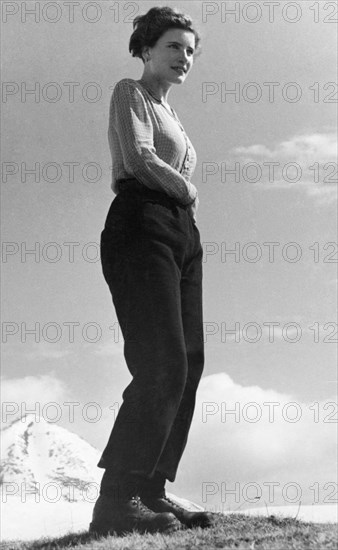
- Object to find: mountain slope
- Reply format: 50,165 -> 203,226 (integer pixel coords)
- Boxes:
1,414 -> 101,501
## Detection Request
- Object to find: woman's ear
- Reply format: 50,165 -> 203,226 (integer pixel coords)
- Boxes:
142,46 -> 150,63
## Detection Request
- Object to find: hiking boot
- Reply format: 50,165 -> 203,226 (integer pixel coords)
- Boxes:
141,492 -> 215,528
139,473 -> 215,529
89,494 -> 181,536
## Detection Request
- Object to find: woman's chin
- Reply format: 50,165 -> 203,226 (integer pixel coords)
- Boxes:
170,74 -> 187,84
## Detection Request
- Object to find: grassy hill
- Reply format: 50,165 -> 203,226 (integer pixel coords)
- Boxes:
2,514 -> 337,550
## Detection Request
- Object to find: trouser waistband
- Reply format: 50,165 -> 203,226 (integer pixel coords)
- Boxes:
117,178 -> 190,210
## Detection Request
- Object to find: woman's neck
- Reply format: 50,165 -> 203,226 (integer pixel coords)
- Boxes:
138,74 -> 172,105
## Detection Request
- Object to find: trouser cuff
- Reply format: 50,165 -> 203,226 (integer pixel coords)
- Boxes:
100,470 -> 144,501
139,471 -> 167,499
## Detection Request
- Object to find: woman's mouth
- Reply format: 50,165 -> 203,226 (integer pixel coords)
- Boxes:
171,67 -> 186,75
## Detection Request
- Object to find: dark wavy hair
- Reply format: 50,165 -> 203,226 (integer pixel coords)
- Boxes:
129,6 -> 202,63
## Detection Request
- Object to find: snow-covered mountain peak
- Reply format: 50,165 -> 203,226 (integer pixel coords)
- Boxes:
1,415 -> 101,501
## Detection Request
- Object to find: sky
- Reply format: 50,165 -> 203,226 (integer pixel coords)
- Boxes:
1,0 -> 337,514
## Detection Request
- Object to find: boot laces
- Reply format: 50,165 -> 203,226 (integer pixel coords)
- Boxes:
132,495 -> 155,514
163,495 -> 184,512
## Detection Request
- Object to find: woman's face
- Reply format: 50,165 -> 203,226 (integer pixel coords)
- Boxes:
143,28 -> 196,84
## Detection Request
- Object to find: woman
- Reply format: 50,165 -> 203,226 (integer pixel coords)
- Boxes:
90,6 -> 213,536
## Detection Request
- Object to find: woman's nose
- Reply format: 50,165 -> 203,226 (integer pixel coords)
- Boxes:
178,50 -> 189,64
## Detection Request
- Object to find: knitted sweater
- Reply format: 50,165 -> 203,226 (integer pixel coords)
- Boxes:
108,78 -> 198,206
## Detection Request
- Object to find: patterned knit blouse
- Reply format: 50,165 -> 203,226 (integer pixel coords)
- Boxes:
108,78 -> 198,205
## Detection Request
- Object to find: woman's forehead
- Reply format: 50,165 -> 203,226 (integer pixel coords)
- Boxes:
159,28 -> 196,47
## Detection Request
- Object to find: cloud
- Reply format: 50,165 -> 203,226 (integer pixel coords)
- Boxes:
2,340 -> 72,361
25,342 -> 72,360
234,131 -> 337,163
174,372 -> 337,510
92,337 -> 124,358
1,374 -> 71,426
228,130 -> 337,204
2,371 -> 336,514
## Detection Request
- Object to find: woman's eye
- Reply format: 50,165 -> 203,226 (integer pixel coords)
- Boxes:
168,44 -> 194,55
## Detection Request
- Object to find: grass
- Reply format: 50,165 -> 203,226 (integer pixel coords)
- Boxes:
2,514 -> 337,550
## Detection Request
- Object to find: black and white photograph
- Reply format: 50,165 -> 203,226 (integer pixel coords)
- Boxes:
1,0 -> 337,547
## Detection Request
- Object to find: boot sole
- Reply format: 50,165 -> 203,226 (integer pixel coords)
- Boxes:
89,517 -> 181,536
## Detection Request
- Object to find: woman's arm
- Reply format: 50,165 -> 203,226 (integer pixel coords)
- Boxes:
109,80 -> 198,206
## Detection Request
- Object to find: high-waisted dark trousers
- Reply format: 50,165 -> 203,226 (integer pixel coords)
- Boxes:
98,178 -> 204,492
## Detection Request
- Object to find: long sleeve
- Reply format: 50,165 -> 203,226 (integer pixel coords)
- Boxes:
109,80 -> 198,206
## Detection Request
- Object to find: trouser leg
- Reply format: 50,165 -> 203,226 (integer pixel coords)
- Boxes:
98,189 -> 204,490
155,230 -> 204,482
